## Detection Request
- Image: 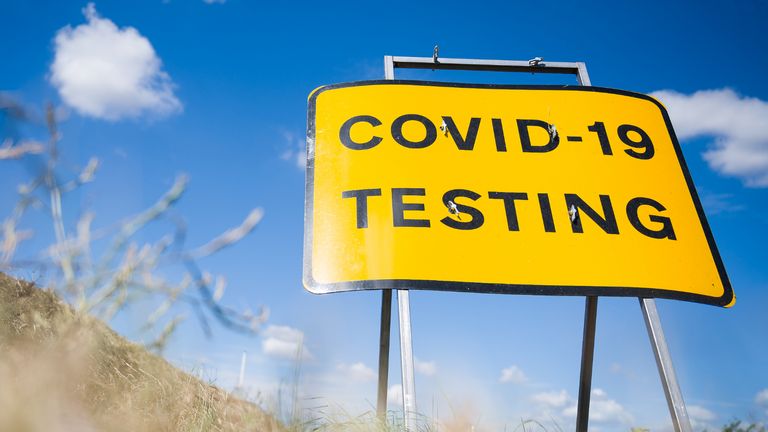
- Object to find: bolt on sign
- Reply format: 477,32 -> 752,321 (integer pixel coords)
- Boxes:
303,81 -> 734,307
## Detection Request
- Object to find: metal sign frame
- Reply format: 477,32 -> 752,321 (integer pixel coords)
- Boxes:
372,54 -> 693,432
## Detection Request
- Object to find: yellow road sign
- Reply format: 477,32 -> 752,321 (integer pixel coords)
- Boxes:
303,81 -> 734,307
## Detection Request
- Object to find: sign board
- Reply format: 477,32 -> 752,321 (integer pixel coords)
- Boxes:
303,81 -> 734,307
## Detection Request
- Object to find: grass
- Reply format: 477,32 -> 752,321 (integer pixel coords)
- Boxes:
0,271 -> 478,431
0,271 -> 283,431
0,270 -> 562,432
15,270 -> 749,432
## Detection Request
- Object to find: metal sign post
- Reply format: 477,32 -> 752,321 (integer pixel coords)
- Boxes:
641,298 -> 693,432
376,289 -> 392,419
398,290 -> 417,428
576,296 -> 598,432
380,57 -> 419,430
369,53 -> 693,432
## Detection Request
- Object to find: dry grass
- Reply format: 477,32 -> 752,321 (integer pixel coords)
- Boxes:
0,272 -> 283,431
0,271 -> 531,432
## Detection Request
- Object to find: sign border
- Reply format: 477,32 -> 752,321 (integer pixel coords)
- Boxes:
303,80 -> 734,307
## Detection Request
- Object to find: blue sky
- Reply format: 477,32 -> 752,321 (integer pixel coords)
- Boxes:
2,1 -> 767,430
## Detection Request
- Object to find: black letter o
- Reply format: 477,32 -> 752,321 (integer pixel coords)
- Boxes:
391,114 -> 437,149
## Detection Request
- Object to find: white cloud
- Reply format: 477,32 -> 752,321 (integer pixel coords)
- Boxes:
700,191 -> 745,215
387,384 -> 403,407
756,388 -> 768,405
531,390 -> 570,409
562,388 -> 633,425
687,405 -> 716,422
414,358 -> 437,377
261,325 -> 312,360
280,131 -> 307,169
651,88 -> 768,187
499,365 -> 527,384
336,362 -> 376,383
756,388 -> 768,414
589,399 -> 632,424
686,404 -> 718,431
50,3 -> 181,120
203,0 -> 226,3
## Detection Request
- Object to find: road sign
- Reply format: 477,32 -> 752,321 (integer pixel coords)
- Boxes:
303,81 -> 734,307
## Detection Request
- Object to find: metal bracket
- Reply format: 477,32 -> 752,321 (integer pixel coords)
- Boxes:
389,55 -> 588,77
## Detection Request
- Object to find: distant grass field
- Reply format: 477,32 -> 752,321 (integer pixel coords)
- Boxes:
0,272 -> 284,431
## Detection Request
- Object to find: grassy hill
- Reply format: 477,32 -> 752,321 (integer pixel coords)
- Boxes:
0,272 -> 283,431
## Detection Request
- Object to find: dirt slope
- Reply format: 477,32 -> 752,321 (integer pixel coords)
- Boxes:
0,272 -> 282,432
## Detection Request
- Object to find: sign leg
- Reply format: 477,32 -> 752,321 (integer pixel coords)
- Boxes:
576,296 -> 598,432
398,289 -> 417,430
640,298 -> 692,432
377,290 -> 392,420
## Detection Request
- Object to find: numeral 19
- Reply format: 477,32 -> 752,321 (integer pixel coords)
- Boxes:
587,122 -> 655,160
